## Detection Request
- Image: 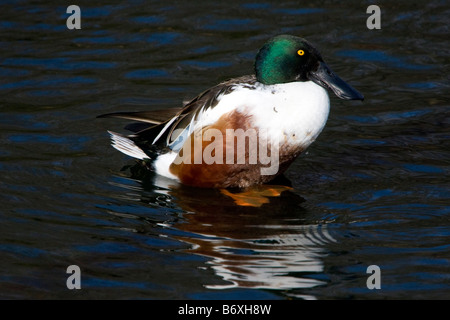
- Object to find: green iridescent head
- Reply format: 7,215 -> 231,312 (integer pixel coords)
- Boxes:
254,35 -> 364,100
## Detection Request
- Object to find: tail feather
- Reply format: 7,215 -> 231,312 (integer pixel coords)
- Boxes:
97,109 -> 181,124
108,131 -> 149,160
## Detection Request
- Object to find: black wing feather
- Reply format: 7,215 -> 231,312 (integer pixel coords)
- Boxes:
98,75 -> 257,150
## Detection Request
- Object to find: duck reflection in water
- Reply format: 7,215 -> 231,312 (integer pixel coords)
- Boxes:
114,163 -> 335,293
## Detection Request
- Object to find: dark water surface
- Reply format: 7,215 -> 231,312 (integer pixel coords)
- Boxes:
1,1 -> 449,299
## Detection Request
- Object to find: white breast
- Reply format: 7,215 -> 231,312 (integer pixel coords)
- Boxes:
209,81 -> 330,150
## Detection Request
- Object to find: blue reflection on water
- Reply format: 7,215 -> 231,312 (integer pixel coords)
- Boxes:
82,277 -> 148,289
405,82 -> 439,89
403,164 -> 444,174
125,69 -> 171,80
7,134 -> 89,151
337,49 -> 433,70
2,57 -> 116,71
0,244 -> 47,258
0,76 -> 96,90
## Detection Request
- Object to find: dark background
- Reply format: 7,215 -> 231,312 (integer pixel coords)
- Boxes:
0,0 -> 449,299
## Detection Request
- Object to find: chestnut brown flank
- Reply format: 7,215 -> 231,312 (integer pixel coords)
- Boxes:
169,110 -> 304,188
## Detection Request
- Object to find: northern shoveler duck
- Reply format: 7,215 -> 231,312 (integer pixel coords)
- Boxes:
99,35 -> 363,188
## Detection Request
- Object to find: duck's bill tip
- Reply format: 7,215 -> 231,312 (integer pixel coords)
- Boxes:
308,61 -> 364,101
337,88 -> 364,101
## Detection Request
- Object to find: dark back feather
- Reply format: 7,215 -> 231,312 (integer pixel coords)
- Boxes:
98,75 -> 258,150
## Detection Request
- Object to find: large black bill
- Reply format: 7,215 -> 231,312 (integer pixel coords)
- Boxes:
308,61 -> 364,101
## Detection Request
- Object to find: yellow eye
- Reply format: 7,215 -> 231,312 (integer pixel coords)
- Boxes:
297,49 -> 305,56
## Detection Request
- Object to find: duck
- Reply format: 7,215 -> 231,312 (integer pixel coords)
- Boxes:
98,35 -> 363,188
